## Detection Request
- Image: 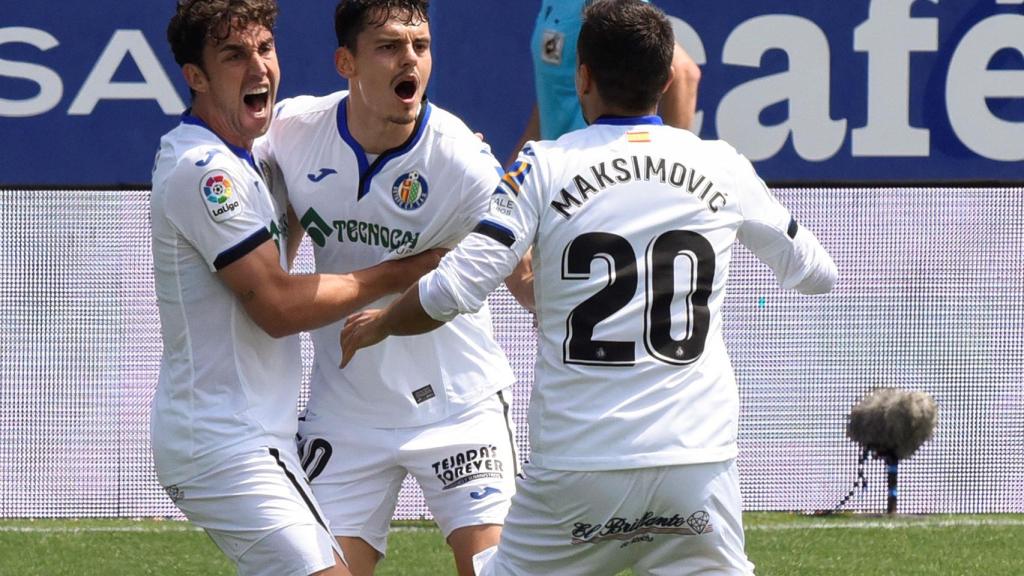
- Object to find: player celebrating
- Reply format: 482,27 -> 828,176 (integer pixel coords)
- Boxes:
339,0 -> 839,574
150,2 -> 440,574
255,1 -> 520,575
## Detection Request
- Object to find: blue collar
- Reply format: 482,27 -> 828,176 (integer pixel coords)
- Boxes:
336,96 -> 432,200
180,111 -> 259,172
593,114 -> 664,126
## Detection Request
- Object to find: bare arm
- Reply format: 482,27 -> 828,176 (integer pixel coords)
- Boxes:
343,231 -> 529,367
218,239 -> 442,338
339,283 -> 443,368
503,247 -> 535,313
658,43 -> 701,131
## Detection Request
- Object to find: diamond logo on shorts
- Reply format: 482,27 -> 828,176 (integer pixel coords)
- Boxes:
686,511 -> 710,534
164,485 -> 185,502
570,510 -> 715,546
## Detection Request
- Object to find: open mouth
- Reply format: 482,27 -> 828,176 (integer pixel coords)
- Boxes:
395,79 -> 418,101
243,87 -> 270,115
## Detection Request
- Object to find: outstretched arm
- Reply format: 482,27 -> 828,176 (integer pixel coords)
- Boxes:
342,224 -> 527,366
340,283 -> 443,367
219,240 -> 443,338
341,140 -> 546,364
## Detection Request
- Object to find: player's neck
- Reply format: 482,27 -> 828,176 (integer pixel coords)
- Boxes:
345,100 -> 420,155
584,102 -> 658,124
190,99 -> 254,151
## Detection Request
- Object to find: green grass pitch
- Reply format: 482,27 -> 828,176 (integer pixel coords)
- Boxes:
2,514 -> 1022,575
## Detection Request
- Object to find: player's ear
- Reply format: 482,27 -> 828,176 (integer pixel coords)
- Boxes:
661,58 -> 675,95
183,63 -> 209,94
575,62 -> 592,97
335,47 -> 355,79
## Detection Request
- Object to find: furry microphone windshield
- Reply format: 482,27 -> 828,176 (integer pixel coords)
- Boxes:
847,388 -> 938,460
842,388 -> 939,514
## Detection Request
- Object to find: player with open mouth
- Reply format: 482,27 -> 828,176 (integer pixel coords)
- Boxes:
150,2 -> 445,575
255,2 -> 525,575
244,85 -> 271,118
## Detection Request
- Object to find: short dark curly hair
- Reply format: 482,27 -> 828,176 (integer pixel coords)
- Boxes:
579,0 -> 674,113
334,0 -> 430,52
167,0 -> 279,68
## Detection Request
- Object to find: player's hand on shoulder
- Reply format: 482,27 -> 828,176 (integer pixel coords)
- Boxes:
339,309 -> 387,368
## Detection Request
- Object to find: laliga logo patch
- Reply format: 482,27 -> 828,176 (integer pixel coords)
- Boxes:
203,172 -> 233,204
392,171 -> 429,211
201,170 -> 242,222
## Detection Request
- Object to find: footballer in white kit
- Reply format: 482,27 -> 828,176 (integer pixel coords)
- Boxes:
428,117 -> 837,575
338,2 -> 838,571
258,90 -> 519,555
151,113 -> 340,576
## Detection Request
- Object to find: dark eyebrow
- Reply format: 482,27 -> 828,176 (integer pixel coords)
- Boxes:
217,42 -> 247,54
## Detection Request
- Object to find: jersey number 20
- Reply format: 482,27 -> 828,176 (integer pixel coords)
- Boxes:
562,231 -> 714,366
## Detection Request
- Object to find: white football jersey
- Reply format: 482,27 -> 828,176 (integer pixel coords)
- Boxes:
259,92 -> 515,428
420,116 -> 838,471
150,115 -> 299,486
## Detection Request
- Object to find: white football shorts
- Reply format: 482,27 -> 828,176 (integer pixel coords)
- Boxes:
161,443 -> 343,576
474,459 -> 755,576
297,388 -> 519,555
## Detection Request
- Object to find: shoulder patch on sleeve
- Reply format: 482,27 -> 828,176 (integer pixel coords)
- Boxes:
501,160 -> 532,196
199,169 -> 244,222
490,186 -> 518,216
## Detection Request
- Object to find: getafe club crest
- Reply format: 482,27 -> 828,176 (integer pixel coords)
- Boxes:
392,171 -> 429,210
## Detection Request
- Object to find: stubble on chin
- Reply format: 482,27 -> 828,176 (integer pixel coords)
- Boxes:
386,112 -> 417,126
386,100 -> 421,126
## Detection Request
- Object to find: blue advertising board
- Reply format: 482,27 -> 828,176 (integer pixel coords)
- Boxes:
2,1 -> 1023,186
